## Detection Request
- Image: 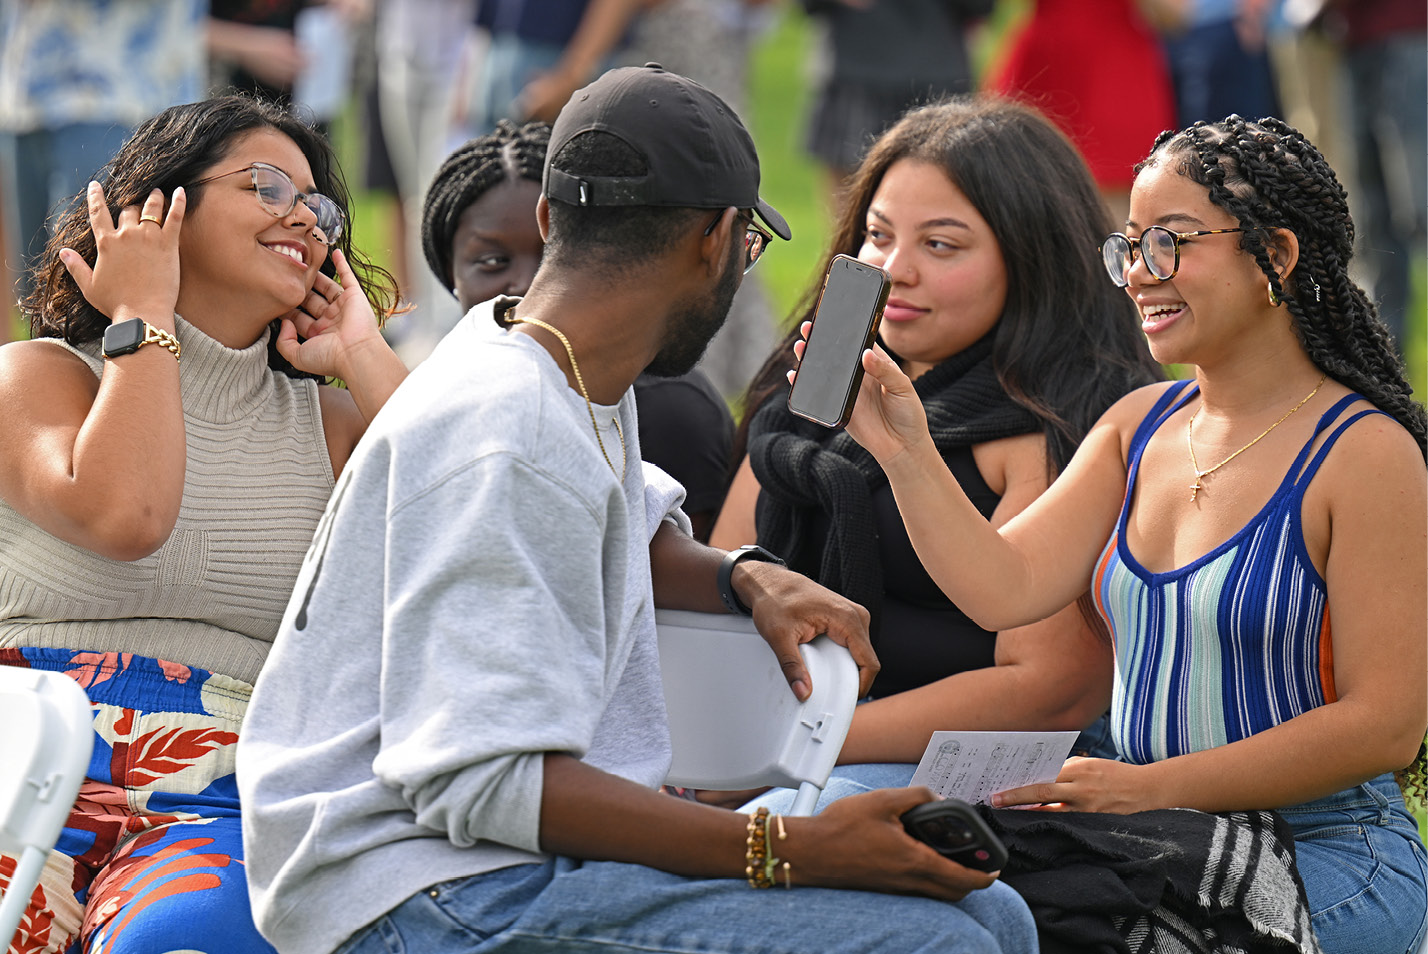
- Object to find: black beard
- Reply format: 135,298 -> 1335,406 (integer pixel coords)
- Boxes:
644,232 -> 742,378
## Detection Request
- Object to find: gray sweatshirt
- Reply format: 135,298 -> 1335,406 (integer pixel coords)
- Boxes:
237,305 -> 689,954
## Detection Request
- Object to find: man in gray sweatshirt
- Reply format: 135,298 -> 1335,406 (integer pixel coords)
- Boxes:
237,64 -> 1036,954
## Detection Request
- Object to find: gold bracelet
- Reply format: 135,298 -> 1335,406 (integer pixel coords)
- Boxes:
144,323 -> 182,360
772,813 -> 792,889
745,806 -> 775,889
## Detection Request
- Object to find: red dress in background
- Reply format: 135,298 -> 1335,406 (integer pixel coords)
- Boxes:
986,0 -> 1175,190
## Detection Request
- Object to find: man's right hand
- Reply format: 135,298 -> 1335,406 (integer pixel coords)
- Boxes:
783,786 -> 1000,900
542,758 -> 998,903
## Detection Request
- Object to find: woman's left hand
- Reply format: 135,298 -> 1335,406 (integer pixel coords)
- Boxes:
275,248 -> 386,380
990,757 -> 1166,814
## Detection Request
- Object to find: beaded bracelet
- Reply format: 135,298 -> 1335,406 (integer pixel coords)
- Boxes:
746,808 -> 795,889
745,807 -> 775,888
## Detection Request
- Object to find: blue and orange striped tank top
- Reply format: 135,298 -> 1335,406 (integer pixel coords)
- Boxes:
1092,380 -> 1387,765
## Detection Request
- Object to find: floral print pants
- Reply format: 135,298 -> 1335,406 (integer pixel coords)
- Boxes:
1,649 -> 275,954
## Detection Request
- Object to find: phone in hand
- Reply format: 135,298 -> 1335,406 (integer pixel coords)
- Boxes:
900,798 -> 1008,872
786,254 -> 891,428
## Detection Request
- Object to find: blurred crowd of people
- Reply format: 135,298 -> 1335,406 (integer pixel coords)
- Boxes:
0,5 -> 1423,952
1,0 -> 1422,371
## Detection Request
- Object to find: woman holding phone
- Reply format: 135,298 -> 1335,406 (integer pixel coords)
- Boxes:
711,96 -> 1161,761
833,115 -> 1427,954
0,95 -> 405,953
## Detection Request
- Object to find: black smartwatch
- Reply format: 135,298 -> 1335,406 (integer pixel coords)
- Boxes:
102,318 -> 181,360
717,544 -> 786,616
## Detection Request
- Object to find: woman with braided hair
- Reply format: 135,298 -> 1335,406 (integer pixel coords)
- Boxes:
832,115 -> 1427,952
421,119 -> 550,313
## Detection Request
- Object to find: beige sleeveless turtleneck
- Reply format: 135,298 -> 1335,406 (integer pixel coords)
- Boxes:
0,316 -> 335,684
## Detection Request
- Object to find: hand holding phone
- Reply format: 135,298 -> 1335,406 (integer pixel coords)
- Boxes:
900,798 -> 1008,872
787,254 -> 891,428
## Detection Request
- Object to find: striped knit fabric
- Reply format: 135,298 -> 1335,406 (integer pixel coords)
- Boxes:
1093,381 -> 1385,765
0,316 -> 334,685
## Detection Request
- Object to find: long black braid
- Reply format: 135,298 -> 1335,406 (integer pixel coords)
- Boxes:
1147,116 -> 1427,806
420,120 -> 550,292
1144,116 -> 1426,456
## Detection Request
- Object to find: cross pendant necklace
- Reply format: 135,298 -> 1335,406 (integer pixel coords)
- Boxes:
1185,375 -> 1325,503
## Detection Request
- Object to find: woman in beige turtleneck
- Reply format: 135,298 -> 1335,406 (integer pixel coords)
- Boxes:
0,96 -> 407,954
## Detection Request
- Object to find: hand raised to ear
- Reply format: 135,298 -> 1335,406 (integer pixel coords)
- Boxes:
275,248 -> 385,381
60,182 -> 185,322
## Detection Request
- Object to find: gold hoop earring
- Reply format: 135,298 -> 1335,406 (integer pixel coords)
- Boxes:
1267,281 -> 1282,307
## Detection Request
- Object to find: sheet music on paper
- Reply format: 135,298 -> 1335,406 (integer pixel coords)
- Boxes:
909,731 -> 1079,805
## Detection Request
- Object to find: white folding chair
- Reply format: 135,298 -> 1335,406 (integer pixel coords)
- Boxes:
0,668 -> 93,950
655,609 -> 859,816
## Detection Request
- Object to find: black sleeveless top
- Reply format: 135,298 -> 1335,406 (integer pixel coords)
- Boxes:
748,333 -> 1038,698
814,445 -> 1001,697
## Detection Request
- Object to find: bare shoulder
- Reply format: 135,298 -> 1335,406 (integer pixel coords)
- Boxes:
1313,399 -> 1426,494
1101,379 -> 1186,427
0,338 -> 99,411
1088,379 -> 1187,466
972,432 -> 1049,498
977,382 -> 1183,500
316,383 -> 366,477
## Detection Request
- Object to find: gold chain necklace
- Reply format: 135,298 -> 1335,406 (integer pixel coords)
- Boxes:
1186,375 -> 1326,502
503,309 -> 626,478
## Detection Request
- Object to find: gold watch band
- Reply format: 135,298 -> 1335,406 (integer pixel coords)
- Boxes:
142,323 -> 182,360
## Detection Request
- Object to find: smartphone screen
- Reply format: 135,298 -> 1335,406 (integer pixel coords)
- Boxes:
787,255 -> 891,428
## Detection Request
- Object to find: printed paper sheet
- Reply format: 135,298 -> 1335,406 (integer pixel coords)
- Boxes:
909,730 -> 1079,805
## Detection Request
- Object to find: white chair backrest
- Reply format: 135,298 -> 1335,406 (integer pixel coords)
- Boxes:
655,609 -> 859,816
0,667 -> 93,950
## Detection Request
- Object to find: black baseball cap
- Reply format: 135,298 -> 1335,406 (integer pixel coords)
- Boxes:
544,63 -> 791,241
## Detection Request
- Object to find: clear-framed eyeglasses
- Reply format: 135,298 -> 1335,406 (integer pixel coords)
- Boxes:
192,161 -> 347,247
1100,225 -> 1256,288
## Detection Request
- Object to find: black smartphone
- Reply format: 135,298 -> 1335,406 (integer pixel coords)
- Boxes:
786,254 -> 891,428
900,798 -> 1008,872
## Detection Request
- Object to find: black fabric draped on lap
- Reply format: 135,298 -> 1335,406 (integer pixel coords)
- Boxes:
982,806 -> 1321,954
747,332 -> 1039,696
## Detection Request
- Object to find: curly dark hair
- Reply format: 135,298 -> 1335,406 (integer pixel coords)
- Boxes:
21,95 -> 401,380
1142,115 -> 1427,457
420,119 -> 550,292
739,95 -> 1162,476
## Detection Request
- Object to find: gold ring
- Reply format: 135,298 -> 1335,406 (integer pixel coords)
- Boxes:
139,214 -> 161,225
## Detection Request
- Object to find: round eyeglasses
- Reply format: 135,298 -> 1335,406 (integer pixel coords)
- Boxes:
705,210 -> 773,274
1100,226 -> 1254,288
192,161 -> 346,247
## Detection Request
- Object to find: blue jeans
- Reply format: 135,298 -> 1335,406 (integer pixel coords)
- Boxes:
1162,19 -> 1279,128
745,762 -> 919,816
334,855 -> 1038,954
1345,32 -> 1427,349
1279,774 -> 1428,954
471,33 -> 617,136
471,35 -> 565,136
0,122 -> 131,298
753,767 -> 1428,954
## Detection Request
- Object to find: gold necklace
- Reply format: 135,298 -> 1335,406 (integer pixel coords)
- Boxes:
1186,375 -> 1326,502
503,309 -> 626,478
